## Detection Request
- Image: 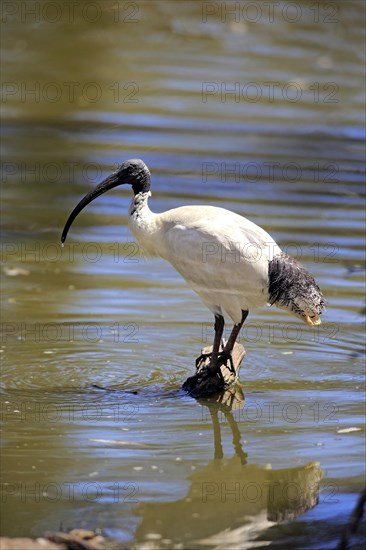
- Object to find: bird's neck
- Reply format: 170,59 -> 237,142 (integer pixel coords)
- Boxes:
128,191 -> 161,256
129,190 -> 152,219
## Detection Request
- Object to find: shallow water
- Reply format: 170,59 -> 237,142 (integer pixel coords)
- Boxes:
1,1 -> 365,548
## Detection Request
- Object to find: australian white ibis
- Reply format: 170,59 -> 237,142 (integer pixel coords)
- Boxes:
61,159 -> 325,376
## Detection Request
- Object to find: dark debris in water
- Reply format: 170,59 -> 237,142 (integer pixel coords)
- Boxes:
91,383 -> 139,395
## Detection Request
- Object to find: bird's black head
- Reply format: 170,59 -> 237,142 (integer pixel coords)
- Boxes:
61,158 -> 150,244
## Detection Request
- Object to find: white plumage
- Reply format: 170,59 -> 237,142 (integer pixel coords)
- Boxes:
128,199 -> 281,324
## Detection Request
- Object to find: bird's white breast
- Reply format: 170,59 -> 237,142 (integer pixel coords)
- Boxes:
128,198 -> 281,323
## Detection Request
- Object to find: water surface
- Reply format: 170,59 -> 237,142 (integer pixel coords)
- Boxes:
1,1 -> 365,548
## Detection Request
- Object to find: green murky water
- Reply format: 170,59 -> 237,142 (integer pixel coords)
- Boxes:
1,1 -> 365,548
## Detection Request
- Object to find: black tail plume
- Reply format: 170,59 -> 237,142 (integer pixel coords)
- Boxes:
268,252 -> 325,325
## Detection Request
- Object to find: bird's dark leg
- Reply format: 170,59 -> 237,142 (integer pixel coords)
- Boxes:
195,312 -> 247,384
224,310 -> 248,355
219,310 -> 249,373
212,314 -> 225,365
196,314 -> 225,368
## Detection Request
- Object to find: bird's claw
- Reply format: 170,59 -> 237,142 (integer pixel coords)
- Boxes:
195,352 -> 212,368
196,350 -> 236,385
214,350 -> 235,375
200,364 -> 225,384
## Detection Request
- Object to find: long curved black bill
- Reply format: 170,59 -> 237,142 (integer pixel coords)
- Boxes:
61,171 -> 122,244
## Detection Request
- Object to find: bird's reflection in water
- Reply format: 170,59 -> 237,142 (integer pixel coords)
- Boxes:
134,386 -> 323,549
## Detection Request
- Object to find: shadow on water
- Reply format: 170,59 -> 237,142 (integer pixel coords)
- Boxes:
133,395 -> 323,549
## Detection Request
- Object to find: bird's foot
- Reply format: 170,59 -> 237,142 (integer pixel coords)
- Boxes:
199,365 -> 225,385
196,349 -> 234,370
195,350 -> 235,386
222,350 -> 235,374
195,352 -> 213,369
209,350 -> 235,375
